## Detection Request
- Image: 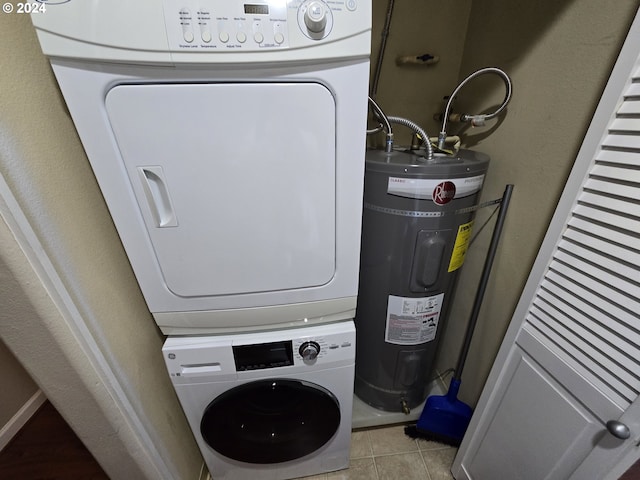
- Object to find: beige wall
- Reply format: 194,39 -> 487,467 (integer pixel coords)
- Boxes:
0,236 -> 151,478
0,13 -> 203,479
431,0 -> 639,406
369,0 -> 473,146
0,340 -> 38,427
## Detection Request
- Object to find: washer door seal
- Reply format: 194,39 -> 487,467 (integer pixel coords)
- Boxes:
200,378 -> 341,464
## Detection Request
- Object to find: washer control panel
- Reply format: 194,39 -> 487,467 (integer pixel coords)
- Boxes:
292,334 -> 353,365
162,0 -> 359,51
163,322 -> 355,384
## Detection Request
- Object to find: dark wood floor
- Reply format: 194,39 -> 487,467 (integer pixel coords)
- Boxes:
622,459 -> 640,480
0,401 -> 109,479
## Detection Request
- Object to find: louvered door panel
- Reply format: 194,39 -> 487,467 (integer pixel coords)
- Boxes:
526,302 -> 637,408
536,274 -> 640,360
558,236 -> 639,281
568,216 -> 640,252
589,163 -> 640,182
562,227 -> 640,273
602,134 -> 640,149
609,118 -> 640,132
455,13 -> 640,480
572,205 -> 640,239
597,148 -> 640,165
578,191 -> 640,218
521,74 -> 640,412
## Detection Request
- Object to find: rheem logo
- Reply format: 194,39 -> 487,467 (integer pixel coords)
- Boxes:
433,181 -> 456,205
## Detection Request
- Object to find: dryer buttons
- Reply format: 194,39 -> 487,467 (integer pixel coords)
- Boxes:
299,341 -> 321,361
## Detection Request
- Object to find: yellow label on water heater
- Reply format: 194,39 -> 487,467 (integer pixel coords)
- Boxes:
448,221 -> 474,272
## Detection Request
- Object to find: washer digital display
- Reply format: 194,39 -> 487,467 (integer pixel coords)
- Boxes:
233,341 -> 293,370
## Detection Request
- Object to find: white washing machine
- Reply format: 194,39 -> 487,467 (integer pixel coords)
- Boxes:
31,0 -> 371,335
163,321 -> 355,480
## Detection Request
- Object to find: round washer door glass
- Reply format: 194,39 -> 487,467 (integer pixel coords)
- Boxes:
201,379 -> 341,464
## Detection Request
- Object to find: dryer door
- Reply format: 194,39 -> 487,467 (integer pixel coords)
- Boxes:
105,82 -> 336,298
200,379 -> 340,464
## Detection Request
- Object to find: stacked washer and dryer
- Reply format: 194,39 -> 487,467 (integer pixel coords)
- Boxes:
32,1 -> 371,479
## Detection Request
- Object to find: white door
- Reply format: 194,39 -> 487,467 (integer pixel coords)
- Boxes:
452,8 -> 640,480
571,399 -> 640,479
106,82 -> 336,298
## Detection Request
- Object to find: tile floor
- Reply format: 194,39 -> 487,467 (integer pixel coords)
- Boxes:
294,424 -> 457,480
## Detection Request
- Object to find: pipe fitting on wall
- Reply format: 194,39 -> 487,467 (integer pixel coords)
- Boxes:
438,67 -> 513,150
396,54 -> 440,66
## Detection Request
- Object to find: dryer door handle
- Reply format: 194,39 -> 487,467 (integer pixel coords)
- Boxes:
138,166 -> 178,228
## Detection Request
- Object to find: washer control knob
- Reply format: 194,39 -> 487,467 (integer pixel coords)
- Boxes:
299,341 -> 321,361
304,1 -> 328,33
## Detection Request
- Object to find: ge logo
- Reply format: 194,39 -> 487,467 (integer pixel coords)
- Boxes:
433,181 -> 456,205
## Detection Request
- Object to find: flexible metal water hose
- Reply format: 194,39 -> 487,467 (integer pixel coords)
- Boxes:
368,97 -> 394,153
438,67 -> 513,150
366,98 -> 433,160
387,115 -> 434,160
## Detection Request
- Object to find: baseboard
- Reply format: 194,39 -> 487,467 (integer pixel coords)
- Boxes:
0,390 -> 46,451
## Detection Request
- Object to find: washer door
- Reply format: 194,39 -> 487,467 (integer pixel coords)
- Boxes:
201,379 -> 341,464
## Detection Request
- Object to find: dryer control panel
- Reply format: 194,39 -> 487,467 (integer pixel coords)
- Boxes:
32,0 -> 370,64
162,0 -> 362,52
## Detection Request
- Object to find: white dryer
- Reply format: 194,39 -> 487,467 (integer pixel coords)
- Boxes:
31,0 -> 371,334
163,321 -> 355,480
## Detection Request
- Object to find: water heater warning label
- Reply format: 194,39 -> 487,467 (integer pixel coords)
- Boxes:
448,220 -> 474,272
385,293 -> 445,345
